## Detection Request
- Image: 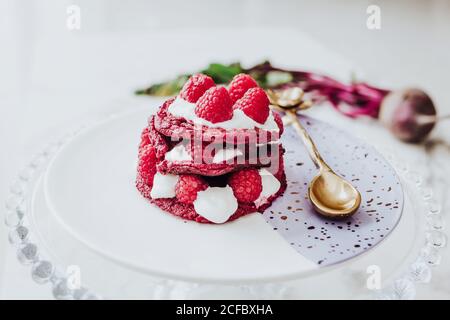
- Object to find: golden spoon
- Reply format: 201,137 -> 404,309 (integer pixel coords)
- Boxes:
267,88 -> 361,219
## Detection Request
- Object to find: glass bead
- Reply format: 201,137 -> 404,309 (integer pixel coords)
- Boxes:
29,154 -> 44,168
392,278 -> 416,300
420,187 -> 433,200
31,260 -> 54,284
5,195 -> 23,211
19,167 -> 34,181
408,259 -> 432,283
427,214 -> 445,230
80,292 -> 102,300
407,171 -> 422,185
4,207 -> 25,227
420,246 -> 442,266
427,201 -> 441,215
8,225 -> 29,245
426,230 -> 447,248
72,287 -> 89,300
375,290 -> 396,300
10,180 -> 25,195
17,243 -> 39,264
52,279 -> 74,300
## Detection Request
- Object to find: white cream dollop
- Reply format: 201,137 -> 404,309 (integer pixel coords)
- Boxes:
150,173 -> 178,199
255,140 -> 280,147
255,168 -> 281,207
193,186 -> 238,224
212,147 -> 243,163
168,97 -> 279,131
164,143 -> 192,162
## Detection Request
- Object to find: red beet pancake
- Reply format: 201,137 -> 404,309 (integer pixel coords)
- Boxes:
135,158 -> 287,224
154,98 -> 284,144
143,116 -> 283,176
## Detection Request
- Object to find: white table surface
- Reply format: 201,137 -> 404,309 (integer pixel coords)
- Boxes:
1,0 -> 449,299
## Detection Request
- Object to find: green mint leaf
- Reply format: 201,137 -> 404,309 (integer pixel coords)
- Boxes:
201,63 -> 242,84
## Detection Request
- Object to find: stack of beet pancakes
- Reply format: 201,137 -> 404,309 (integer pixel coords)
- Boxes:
136,74 -> 287,223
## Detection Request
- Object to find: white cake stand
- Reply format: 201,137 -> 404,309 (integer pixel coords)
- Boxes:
4,108 -> 446,300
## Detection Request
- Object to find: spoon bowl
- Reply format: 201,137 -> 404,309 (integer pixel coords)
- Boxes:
308,171 -> 362,218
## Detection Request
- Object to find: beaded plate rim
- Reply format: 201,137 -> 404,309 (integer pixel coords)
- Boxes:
3,111 -> 446,300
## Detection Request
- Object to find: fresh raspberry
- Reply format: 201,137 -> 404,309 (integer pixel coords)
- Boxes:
180,74 -> 215,103
273,111 -> 284,135
139,127 -> 150,151
138,145 -> 157,186
233,87 -> 270,124
175,175 -> 208,204
195,86 -> 233,123
228,169 -> 262,203
228,73 -> 258,103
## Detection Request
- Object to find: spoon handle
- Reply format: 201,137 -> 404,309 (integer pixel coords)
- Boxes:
286,109 -> 331,172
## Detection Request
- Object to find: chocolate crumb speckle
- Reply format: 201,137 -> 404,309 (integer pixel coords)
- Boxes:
259,116 -> 402,268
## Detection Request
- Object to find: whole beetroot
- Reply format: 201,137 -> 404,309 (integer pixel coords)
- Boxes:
379,89 -> 437,143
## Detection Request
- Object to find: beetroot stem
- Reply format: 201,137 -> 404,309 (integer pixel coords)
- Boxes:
246,61 -> 390,119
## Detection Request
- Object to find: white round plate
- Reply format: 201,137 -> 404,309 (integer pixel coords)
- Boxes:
39,107 -> 405,286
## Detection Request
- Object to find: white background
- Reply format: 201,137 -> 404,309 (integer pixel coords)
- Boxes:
1,0 -> 449,299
